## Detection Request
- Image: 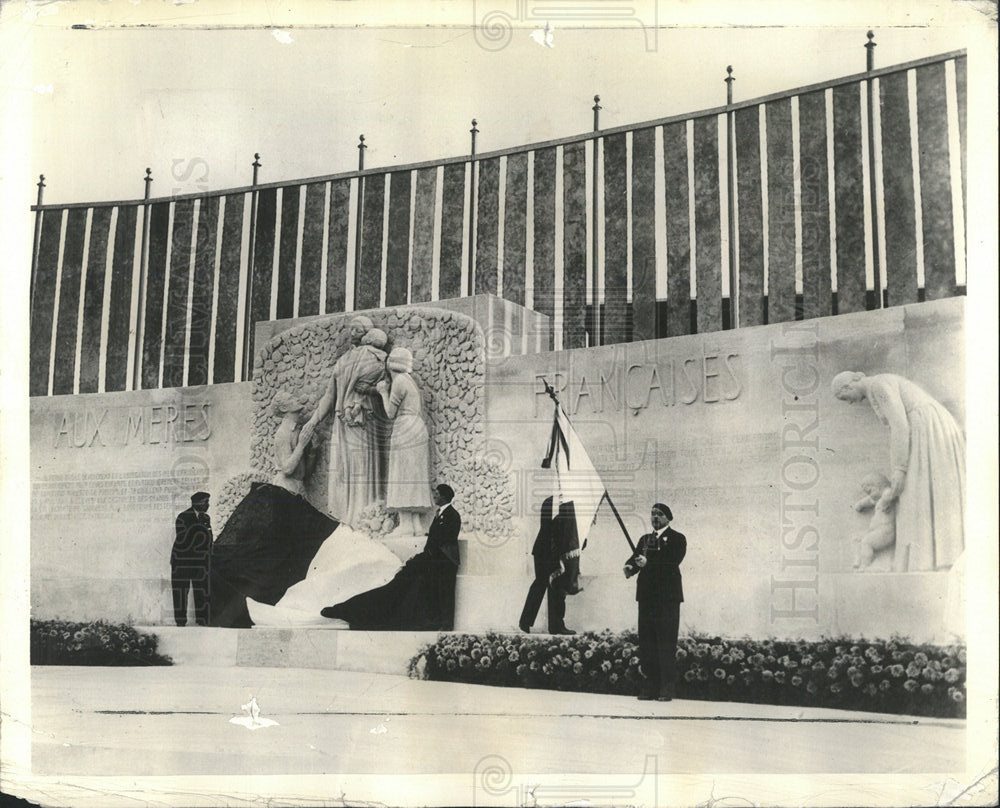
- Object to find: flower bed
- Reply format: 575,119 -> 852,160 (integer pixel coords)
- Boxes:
30,620 -> 172,666
409,631 -> 966,718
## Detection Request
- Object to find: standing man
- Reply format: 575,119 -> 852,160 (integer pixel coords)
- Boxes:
518,495 -> 578,635
424,484 -> 462,630
624,503 -> 686,701
172,491 -> 213,626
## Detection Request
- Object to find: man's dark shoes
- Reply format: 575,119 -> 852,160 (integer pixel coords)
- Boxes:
657,691 -> 674,702
320,606 -> 341,619
552,627 -> 576,635
637,690 -> 657,701
518,623 -> 531,634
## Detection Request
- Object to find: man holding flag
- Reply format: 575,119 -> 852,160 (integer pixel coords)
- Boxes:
624,503 -> 687,701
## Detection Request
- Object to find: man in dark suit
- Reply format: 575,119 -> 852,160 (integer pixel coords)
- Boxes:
321,483 -> 461,629
424,483 -> 462,629
172,491 -> 213,626
624,502 -> 686,701
518,496 -> 579,635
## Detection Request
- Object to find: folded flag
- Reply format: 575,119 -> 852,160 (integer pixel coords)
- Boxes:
541,394 -> 608,552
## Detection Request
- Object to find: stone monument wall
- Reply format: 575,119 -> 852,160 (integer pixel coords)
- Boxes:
468,297 -> 966,643
28,296 -> 966,643
30,383 -> 253,623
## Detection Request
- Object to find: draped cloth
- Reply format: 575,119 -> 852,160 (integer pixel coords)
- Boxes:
209,482 -> 403,628
247,525 -> 403,627
209,483 -> 336,627
321,551 -> 456,630
324,506 -> 462,630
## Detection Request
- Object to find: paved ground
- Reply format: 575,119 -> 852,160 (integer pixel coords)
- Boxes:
29,664 -> 966,779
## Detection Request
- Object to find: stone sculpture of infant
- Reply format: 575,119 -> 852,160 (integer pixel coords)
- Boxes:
852,472 -> 896,570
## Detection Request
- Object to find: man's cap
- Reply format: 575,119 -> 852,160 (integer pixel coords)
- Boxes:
651,502 -> 672,520
191,491 -> 211,502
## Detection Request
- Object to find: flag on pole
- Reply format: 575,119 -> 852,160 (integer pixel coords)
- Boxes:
542,395 -> 607,550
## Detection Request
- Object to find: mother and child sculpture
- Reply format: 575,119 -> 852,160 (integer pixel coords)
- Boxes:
831,370 -> 965,573
209,315 -> 461,630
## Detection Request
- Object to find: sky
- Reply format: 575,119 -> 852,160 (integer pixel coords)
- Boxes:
23,16 -> 983,205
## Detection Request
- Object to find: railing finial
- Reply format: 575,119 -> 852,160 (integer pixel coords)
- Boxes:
143,168 -> 153,200
252,153 -> 261,186
592,94 -> 602,131
865,30 -> 876,72
725,65 -> 738,328
470,119 -> 479,156
358,135 -> 367,170
36,174 -> 45,206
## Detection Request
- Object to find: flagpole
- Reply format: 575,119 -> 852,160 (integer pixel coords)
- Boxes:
601,491 -> 636,552
539,377 -> 637,553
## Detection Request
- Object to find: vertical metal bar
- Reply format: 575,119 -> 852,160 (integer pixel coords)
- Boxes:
865,30 -> 883,308
132,168 -> 153,390
241,153 -> 261,381
354,135 -> 366,304
591,95 -> 602,346
725,66 -> 739,329
30,174 -> 45,317
467,119 -> 479,297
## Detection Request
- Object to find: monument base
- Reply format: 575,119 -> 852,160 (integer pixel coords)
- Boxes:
145,626 -> 446,674
377,534 -> 426,562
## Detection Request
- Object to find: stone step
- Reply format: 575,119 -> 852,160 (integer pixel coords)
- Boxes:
141,626 -> 443,675
140,623 -> 586,675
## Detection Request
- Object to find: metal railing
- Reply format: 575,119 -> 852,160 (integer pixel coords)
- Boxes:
29,36 -> 967,396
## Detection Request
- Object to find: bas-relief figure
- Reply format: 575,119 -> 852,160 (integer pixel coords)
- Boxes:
832,371 -> 966,573
244,323 -> 440,626
303,316 -> 390,530
213,309 -> 467,626
258,327 -> 459,630
270,391 -> 318,496
378,346 -> 433,537
247,304 -> 489,541
852,472 -> 896,570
